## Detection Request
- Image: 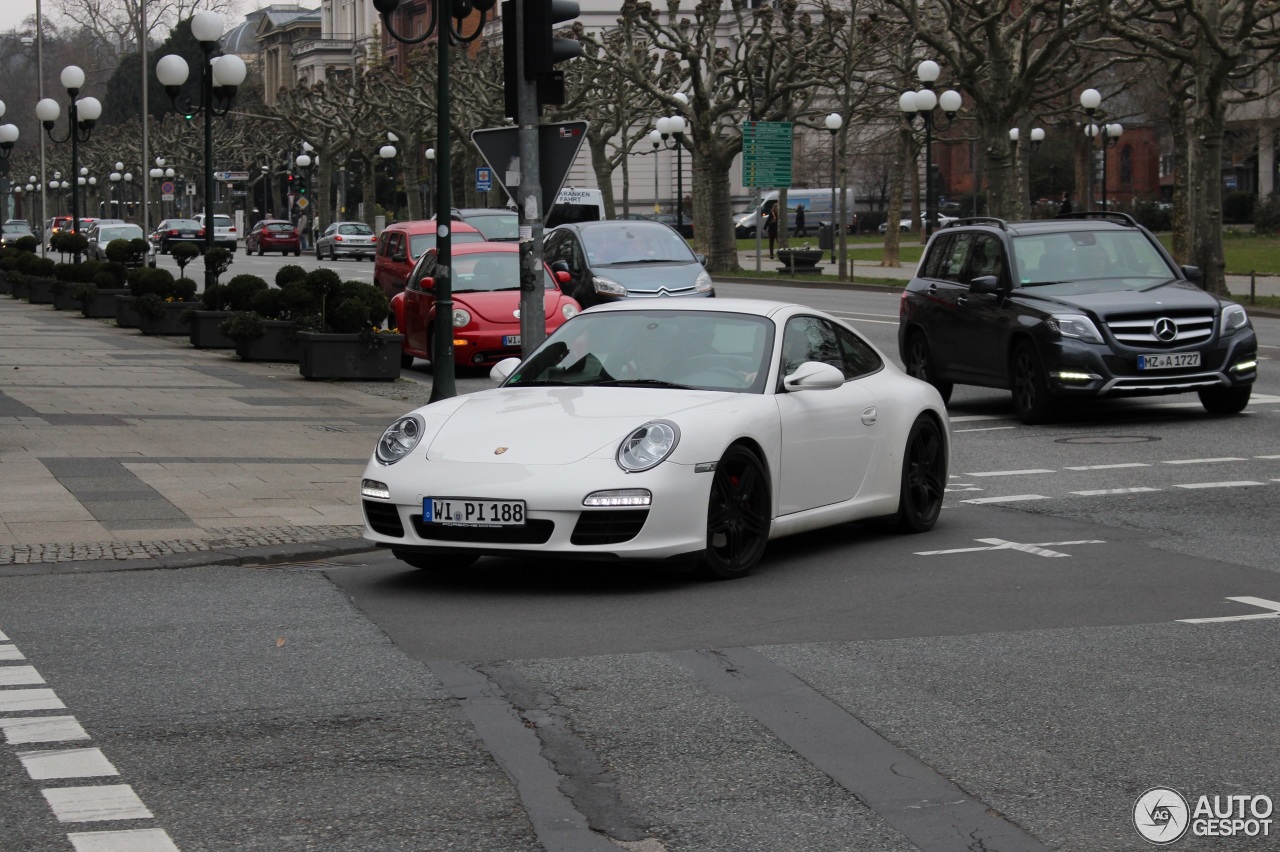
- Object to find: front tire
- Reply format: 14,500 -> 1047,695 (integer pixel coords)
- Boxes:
315,245 -> 322,259
904,332 -> 953,404
1011,341 -> 1058,425
895,415 -> 947,533
392,550 -> 479,571
700,445 -> 770,580
1199,384 -> 1251,415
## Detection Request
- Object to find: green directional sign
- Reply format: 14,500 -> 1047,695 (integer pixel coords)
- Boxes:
742,121 -> 794,188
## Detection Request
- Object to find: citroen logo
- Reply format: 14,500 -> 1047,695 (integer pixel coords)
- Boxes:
1153,317 -> 1178,342
494,447 -> 508,455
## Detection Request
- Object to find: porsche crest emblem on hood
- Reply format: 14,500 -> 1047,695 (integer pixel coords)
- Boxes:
494,447 -> 508,455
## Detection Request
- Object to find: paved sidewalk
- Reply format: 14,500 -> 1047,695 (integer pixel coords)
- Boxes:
0,297 -> 448,575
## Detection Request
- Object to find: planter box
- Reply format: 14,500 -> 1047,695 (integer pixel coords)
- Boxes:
52,289 -> 82,311
138,301 -> 201,336
10,276 -> 31,300
188,310 -> 235,349
28,277 -> 58,304
775,249 -> 825,275
80,289 -> 130,318
233,320 -> 300,362
0,271 -> 11,296
115,295 -> 141,328
298,331 -> 405,381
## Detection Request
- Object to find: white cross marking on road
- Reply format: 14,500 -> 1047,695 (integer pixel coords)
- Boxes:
915,538 -> 1106,558
1178,596 -> 1280,623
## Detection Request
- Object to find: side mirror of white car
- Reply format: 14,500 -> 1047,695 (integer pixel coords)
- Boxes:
490,357 -> 521,383
782,361 -> 845,392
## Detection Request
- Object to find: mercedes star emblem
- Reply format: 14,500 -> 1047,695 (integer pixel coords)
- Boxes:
1153,317 -> 1178,342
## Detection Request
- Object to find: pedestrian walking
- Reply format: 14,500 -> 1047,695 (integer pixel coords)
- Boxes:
1059,191 -> 1073,216
766,209 -> 779,258
795,204 -> 807,238
296,212 -> 309,250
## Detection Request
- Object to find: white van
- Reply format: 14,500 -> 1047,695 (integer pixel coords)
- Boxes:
546,188 -> 606,228
734,188 -> 854,237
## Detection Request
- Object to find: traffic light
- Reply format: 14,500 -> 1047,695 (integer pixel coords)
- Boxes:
503,0 -> 581,116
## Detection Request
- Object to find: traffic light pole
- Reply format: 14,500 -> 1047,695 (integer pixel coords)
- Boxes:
429,2 -> 457,402
515,0 -> 547,359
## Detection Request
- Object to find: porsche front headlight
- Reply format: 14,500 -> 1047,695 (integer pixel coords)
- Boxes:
376,414 -> 425,465
617,420 -> 680,472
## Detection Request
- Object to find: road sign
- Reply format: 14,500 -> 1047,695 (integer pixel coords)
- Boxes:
161,194 -> 175,202
296,197 -> 309,210
471,121 -> 589,223
742,121 -> 794,188
185,183 -> 197,196
160,181 -> 175,195
214,171 -> 249,182
476,167 -> 492,193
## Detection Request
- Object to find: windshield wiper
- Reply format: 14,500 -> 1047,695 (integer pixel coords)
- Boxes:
594,379 -> 692,389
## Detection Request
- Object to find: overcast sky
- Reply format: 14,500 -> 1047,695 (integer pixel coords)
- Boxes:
0,2 -> 291,34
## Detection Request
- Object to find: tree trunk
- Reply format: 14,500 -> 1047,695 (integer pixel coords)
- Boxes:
361,157 -> 377,228
1190,94 -> 1228,294
589,137 -> 617,219
1169,95 -> 1192,265
884,126 -> 910,267
691,146 -> 737,272
316,152 -> 333,234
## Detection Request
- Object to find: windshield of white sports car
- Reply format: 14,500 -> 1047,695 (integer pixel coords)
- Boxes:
505,310 -> 775,393
1012,230 -> 1175,288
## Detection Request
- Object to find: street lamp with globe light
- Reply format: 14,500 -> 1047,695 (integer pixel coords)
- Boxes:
824,113 -> 844,273
35,65 -> 103,261
1078,88 -> 1104,211
379,144 -> 396,217
424,147 -> 435,219
156,12 -> 247,286
900,61 -> 962,239
647,129 -> 662,213
656,115 -> 688,235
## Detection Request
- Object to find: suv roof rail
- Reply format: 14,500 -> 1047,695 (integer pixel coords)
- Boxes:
952,216 -> 1008,230
1054,211 -> 1140,227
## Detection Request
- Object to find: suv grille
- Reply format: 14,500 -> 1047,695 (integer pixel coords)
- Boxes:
1105,311 -> 1215,348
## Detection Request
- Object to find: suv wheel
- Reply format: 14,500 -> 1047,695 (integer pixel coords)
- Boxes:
1011,341 -> 1058,424
904,333 -> 953,403
1198,384 -> 1251,415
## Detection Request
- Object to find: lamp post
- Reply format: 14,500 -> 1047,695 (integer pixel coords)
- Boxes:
1079,88 -> 1103,212
647,129 -> 662,213
295,150 -> 315,246
656,115 -> 687,235
35,65 -> 103,262
156,11 -> 247,289
824,112 -> 843,275
1101,123 -> 1122,210
900,61 -> 962,239
375,0 -> 497,403
378,144 -> 395,217
424,148 -> 435,219
0,119 -> 18,221
1008,127 -> 1044,217
109,165 -> 122,220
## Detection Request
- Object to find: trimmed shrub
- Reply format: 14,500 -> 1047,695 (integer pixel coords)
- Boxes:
55,263 -> 80,283
173,277 -> 198,302
27,257 -> 56,279
219,311 -> 265,342
200,283 -> 227,311
104,239 -> 144,265
170,241 -> 200,275
249,287 -> 286,320
14,236 -> 38,253
204,247 -> 234,282
275,264 -> 307,288
127,266 -> 177,298
224,274 -> 269,311
76,260 -> 104,284
92,271 -> 119,289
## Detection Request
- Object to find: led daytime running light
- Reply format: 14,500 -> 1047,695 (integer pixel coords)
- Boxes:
361,479 -> 390,499
1231,360 -> 1258,372
583,489 -> 652,507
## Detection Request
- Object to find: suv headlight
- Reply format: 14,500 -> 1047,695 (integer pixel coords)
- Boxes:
694,269 -> 713,293
1048,313 -> 1104,344
593,275 -> 627,297
617,420 -> 680,472
1221,304 -> 1249,335
376,414 -> 425,465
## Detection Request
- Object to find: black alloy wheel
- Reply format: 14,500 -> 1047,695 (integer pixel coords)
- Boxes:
1011,341 -> 1058,425
393,550 -> 479,571
895,414 -> 947,533
905,332 -> 953,403
1198,384 -> 1251,415
701,445 -> 771,580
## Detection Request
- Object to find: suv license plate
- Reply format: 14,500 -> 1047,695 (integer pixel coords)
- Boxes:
503,335 -> 521,346
424,497 -> 525,526
1138,352 -> 1201,370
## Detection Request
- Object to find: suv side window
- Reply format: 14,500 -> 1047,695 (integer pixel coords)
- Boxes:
921,235 -> 953,279
964,234 -> 1006,284
937,233 -> 974,283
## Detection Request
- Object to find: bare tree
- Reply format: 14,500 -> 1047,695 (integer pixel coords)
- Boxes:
51,0 -> 238,61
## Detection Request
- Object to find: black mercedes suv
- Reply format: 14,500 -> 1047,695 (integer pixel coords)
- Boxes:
897,213 -> 1258,424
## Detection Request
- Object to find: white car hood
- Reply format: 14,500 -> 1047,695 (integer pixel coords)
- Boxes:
425,386 -> 731,465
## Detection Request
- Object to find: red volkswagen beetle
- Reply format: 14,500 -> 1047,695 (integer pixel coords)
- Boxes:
392,242 -> 581,369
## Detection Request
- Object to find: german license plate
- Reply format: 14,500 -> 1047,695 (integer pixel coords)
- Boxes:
503,335 -> 521,346
1138,352 -> 1201,370
424,497 -> 525,526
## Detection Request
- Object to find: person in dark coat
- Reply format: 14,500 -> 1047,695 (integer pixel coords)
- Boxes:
766,209 -> 779,257
795,204 -> 807,237
1059,191 -> 1073,215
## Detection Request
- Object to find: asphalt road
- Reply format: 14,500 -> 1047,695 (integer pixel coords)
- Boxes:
2,275 -> 1278,851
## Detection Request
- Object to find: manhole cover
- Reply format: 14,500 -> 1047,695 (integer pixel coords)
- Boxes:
1055,435 -> 1160,444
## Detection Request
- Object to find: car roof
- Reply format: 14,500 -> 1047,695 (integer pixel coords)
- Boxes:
450,241 -> 519,255
384,219 -> 481,235
939,214 -> 1149,238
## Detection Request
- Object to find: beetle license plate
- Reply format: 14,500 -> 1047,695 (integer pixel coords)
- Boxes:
424,497 -> 525,526
503,335 -> 521,346
1138,352 -> 1201,370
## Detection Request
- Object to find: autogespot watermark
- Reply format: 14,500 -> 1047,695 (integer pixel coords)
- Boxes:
1134,787 -> 1273,845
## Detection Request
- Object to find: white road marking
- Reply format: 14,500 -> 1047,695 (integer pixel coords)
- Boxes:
1256,455 -> 1280,459
1173,481 -> 1266,489
0,665 -> 46,686
0,689 -> 66,712
19,747 -> 119,780
0,644 -> 25,660
945,486 -> 984,492
960,494 -> 1049,504
1179,596 -> 1280,624
1071,487 -> 1162,496
0,629 -> 7,640
966,469 -> 1055,477
954,426 -> 1017,433
68,829 -> 181,852
917,538 -> 1105,558
42,785 -> 154,823
0,716 -> 90,745
1162,457 -> 1247,465
948,415 -> 1009,422
1065,463 -> 1151,470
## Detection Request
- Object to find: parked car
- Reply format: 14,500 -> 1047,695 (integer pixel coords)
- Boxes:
150,218 -> 203,254
84,223 -> 156,267
360,298 -> 949,578
391,241 -> 581,370
316,221 -> 377,260
449,208 -> 519,241
47,216 -> 98,247
878,218 -> 913,234
193,213 -> 237,250
897,211 -> 1258,423
622,212 -> 694,238
245,219 -> 301,256
1,221 -> 36,248
542,219 -> 714,308
373,219 -> 483,299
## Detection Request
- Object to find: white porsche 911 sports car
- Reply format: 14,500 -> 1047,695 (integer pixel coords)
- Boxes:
360,299 -> 950,579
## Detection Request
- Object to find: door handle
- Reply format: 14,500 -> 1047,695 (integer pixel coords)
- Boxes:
861,407 -> 878,426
